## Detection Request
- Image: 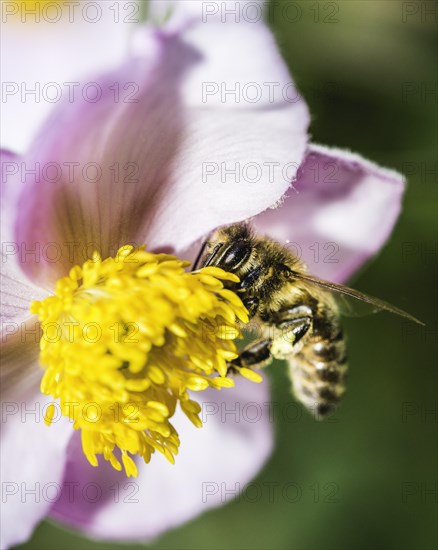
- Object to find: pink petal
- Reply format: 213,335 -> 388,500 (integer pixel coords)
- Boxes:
252,144 -> 405,282
0,332 -> 72,549
1,150 -> 49,327
49,377 -> 273,541
1,0 -> 134,154
1,149 -> 22,238
0,262 -> 48,327
1,152 -> 63,549
15,18 -> 308,286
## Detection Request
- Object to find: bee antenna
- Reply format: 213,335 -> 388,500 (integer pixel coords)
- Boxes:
192,230 -> 215,271
191,240 -> 208,272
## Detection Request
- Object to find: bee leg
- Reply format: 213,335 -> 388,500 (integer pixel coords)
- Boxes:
268,306 -> 313,359
227,339 -> 273,375
227,308 -> 312,376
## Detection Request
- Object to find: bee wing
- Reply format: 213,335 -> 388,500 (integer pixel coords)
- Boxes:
290,272 -> 424,326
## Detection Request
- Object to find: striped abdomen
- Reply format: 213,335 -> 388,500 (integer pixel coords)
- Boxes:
288,303 -> 348,417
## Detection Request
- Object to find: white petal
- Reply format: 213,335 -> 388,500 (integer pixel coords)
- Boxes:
15,19 -> 308,285
1,0 -> 135,154
0,311 -> 71,549
1,386 -> 72,549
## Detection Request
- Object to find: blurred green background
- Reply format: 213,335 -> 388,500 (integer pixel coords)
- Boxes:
18,1 -> 437,549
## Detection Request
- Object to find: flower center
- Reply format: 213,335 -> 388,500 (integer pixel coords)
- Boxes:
12,1 -> 65,18
30,245 -> 256,477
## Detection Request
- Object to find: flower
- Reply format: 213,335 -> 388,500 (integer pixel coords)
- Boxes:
0,1 -> 404,548
31,247 -> 252,477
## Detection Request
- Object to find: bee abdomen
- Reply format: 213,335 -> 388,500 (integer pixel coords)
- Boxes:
289,335 -> 348,418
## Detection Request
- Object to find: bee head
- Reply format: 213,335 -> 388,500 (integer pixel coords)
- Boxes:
203,223 -> 254,272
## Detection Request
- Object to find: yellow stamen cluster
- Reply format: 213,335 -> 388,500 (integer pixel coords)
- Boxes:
30,246 -> 252,477
12,1 -> 65,17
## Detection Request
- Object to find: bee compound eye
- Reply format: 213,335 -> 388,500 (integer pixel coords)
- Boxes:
221,241 -> 251,270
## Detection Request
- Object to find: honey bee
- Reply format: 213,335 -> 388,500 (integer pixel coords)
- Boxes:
194,223 -> 423,417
